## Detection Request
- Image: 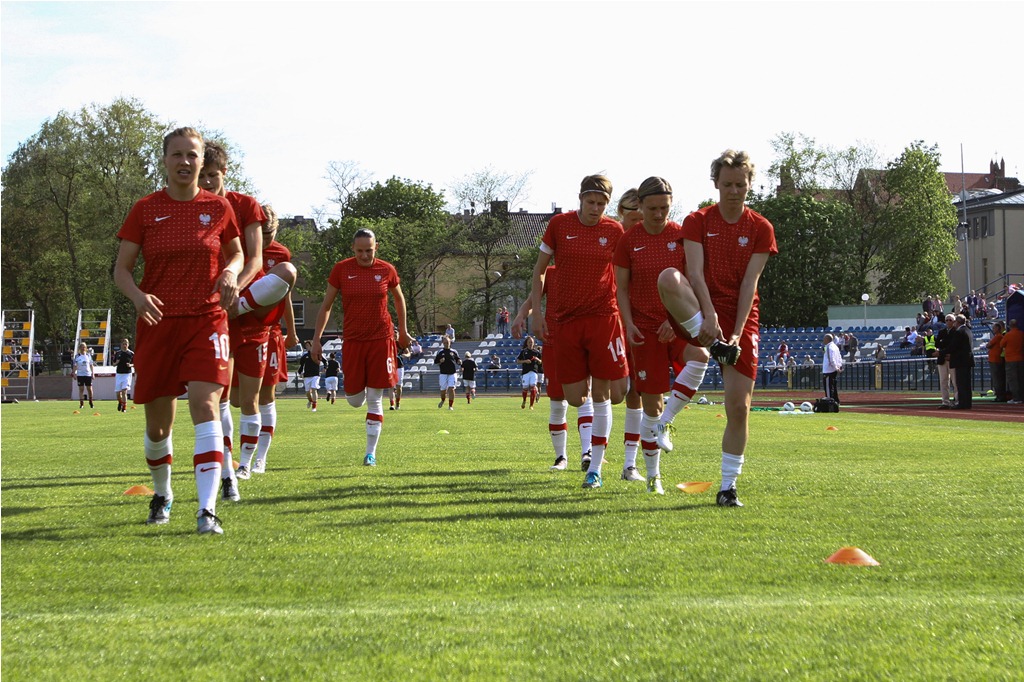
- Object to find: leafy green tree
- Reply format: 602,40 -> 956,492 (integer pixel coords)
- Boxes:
750,194 -> 862,326
875,142 -> 959,302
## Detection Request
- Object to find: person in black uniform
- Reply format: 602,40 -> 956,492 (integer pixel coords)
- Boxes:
947,313 -> 975,410
113,338 -> 136,412
434,336 -> 461,410
299,341 -> 323,411
517,335 -> 543,409
323,352 -> 341,405
461,351 -> 478,404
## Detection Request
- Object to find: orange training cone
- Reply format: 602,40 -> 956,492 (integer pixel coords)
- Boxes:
676,481 -> 713,494
825,546 -> 880,566
826,425 -> 839,431
715,414 -> 724,418
124,485 -> 154,496
72,410 -> 80,414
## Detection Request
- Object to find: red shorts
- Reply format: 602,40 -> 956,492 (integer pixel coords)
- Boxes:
542,341 -> 564,401
342,337 -> 398,394
555,314 -> 629,384
134,311 -> 230,403
264,329 -> 287,385
630,334 -> 691,395
717,312 -> 761,381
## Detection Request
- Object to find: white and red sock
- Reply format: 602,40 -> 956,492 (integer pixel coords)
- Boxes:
366,388 -> 385,454
193,420 -> 223,513
238,273 -> 290,315
623,407 -> 642,469
219,401 -> 233,459
577,398 -> 593,456
238,412 -> 260,470
145,432 -> 173,499
586,399 -> 612,475
255,402 -> 276,466
549,400 -> 568,459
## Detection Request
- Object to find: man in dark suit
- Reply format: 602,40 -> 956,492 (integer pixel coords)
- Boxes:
947,314 -> 975,410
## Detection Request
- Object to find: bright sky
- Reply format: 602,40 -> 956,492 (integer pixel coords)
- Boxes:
3,1 -> 1022,221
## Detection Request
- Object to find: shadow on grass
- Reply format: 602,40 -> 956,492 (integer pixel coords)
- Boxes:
1,506 -> 45,517
2,472 -> 140,491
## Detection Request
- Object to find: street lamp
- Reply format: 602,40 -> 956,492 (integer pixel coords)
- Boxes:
861,293 -> 869,328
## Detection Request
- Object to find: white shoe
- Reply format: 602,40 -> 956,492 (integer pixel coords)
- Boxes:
654,422 -> 674,452
197,509 -> 224,535
235,465 -> 250,480
311,407 -> 317,412
621,466 -> 645,482
647,475 -> 665,495
252,459 -> 266,474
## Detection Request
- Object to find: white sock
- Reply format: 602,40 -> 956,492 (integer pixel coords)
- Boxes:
365,387 -> 384,455
219,401 -> 233,456
663,361 -> 708,423
238,412 -> 261,469
238,273 -> 290,314
640,412 -> 660,445
642,443 -> 660,479
144,432 -> 173,499
681,311 -> 703,339
255,402 -> 276,464
623,407 -> 642,468
193,420 -> 223,513
346,389 -> 367,408
721,451 -> 744,491
577,398 -> 594,456
549,400 -> 568,458
587,399 -> 612,475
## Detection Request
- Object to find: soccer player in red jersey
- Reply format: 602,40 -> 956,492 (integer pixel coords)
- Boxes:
614,177 -> 711,495
614,189 -> 646,483
312,229 -> 414,467
530,175 -> 627,489
658,150 -> 778,507
199,145 -> 296,498
237,205 -> 299,477
113,127 -> 243,535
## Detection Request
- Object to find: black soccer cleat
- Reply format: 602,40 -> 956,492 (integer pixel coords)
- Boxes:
716,486 -> 744,507
709,340 -> 740,366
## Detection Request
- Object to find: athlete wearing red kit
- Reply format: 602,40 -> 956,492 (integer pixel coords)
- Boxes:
613,219 -> 690,394
118,188 -> 240,402
226,192 -> 270,377
539,210 -> 627,384
681,203 -> 777,381
261,240 -> 292,386
327,257 -> 400,392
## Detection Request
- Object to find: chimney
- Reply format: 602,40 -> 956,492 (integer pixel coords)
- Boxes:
490,200 -> 508,215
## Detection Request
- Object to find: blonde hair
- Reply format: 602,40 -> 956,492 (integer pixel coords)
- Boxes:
637,176 -> 673,199
710,149 -> 756,184
617,189 -> 639,218
162,127 -> 203,156
261,204 -> 279,232
579,174 -> 613,198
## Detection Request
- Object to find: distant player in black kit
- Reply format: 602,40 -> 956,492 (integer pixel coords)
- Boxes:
435,336 -> 461,410
113,338 -> 135,413
323,352 -> 341,405
517,336 -> 543,410
461,351 -> 478,403
299,341 -> 323,411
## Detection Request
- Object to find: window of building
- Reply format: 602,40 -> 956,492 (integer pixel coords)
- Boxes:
981,216 -> 989,238
973,217 -> 979,240
292,301 -> 305,327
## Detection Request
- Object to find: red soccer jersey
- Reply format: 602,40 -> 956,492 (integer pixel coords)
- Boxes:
681,204 -> 777,319
226,191 -> 267,260
118,188 -> 240,317
542,265 -> 558,344
257,240 -> 293,328
327,257 -> 400,342
613,221 -> 686,333
540,211 -> 623,323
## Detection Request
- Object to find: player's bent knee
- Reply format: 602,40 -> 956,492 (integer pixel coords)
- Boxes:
270,262 -> 297,287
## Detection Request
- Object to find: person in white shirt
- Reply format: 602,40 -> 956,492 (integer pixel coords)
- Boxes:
821,334 -> 844,403
73,342 -> 95,409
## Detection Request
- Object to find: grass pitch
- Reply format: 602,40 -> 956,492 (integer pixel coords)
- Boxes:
2,397 -> 1022,680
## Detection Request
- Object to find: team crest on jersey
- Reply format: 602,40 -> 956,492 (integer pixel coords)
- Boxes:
599,237 -> 608,246
638,370 -> 647,381
374,274 -> 382,282
738,236 -> 749,247
268,259 -> 277,267
199,213 -> 212,225
667,242 -> 677,251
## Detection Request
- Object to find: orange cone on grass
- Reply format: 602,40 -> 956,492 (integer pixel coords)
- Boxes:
124,485 -> 154,496
825,546 -> 880,566
676,481 -> 713,494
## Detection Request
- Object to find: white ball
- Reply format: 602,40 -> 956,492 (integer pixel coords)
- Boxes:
800,401 -> 814,413
782,401 -> 795,412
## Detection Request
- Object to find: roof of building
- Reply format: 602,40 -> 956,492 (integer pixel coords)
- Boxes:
955,187 -> 1024,208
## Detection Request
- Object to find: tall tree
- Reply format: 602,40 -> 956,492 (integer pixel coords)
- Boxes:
750,194 -> 862,326
447,165 -> 532,213
875,142 -> 959,302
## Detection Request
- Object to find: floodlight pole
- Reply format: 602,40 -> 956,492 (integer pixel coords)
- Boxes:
960,144 -> 971,294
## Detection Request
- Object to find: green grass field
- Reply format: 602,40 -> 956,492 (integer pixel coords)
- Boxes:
2,397 -> 1022,680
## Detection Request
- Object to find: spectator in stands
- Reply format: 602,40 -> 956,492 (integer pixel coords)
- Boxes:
987,321 -> 1007,402
935,314 -> 957,408
487,353 -> 502,370
409,338 -> 423,358
760,356 -> 777,389
32,348 -> 43,376
922,328 -> 938,359
900,327 -> 917,349
873,344 -> 887,363
802,354 -> 816,367
922,294 -> 933,316
775,339 -> 789,365
911,333 -> 925,357
499,307 -> 510,335
786,355 -> 797,370
1001,318 -> 1024,404
847,333 -> 859,362
975,293 -> 987,319
932,295 -> 944,316
986,302 -> 999,320
444,324 -> 455,341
